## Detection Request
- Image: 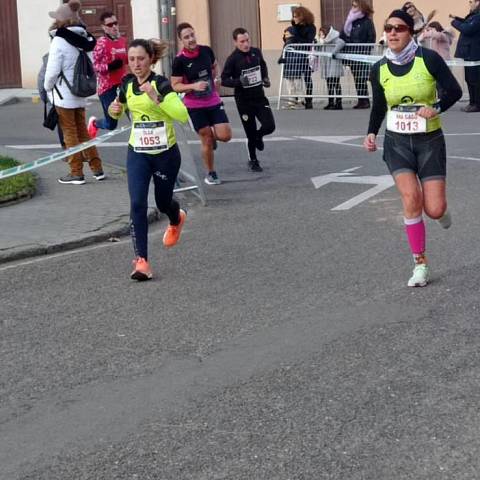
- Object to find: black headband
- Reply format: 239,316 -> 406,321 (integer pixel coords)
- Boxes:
387,9 -> 415,32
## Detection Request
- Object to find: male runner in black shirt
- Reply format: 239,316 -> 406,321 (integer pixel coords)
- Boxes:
221,27 -> 276,172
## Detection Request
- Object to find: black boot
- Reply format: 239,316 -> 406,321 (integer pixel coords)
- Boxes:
324,99 -> 334,110
353,98 -> 370,109
305,98 -> 313,110
333,98 -> 343,110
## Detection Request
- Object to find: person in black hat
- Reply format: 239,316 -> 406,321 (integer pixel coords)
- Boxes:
363,9 -> 462,287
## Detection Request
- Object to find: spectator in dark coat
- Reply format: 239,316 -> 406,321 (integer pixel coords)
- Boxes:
279,26 -> 303,108
290,6 -> 316,109
450,0 -> 480,112
340,0 -> 376,109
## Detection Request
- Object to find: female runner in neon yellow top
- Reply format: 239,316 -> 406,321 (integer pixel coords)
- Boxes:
109,38 -> 189,281
364,10 -> 462,287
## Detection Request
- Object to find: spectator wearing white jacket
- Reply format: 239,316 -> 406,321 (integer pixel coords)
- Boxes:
418,22 -> 455,60
316,27 -> 345,110
44,0 -> 104,185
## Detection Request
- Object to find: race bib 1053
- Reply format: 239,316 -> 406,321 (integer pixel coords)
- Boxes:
133,121 -> 168,154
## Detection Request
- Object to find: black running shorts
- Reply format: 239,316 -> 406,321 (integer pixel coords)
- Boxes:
187,103 -> 229,132
383,129 -> 446,182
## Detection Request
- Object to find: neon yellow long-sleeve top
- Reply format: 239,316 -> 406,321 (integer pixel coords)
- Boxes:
109,72 -> 189,152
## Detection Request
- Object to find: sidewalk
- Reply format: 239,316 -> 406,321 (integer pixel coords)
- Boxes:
0,88 -> 37,106
0,147 -> 160,263
0,89 -> 159,263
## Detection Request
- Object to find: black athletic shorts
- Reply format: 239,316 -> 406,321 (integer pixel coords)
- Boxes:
383,129 -> 446,182
187,103 -> 229,132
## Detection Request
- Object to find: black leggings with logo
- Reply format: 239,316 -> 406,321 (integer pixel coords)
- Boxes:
235,96 -> 276,161
127,144 -> 181,259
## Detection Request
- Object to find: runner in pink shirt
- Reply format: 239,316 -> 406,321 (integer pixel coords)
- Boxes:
171,23 -> 232,185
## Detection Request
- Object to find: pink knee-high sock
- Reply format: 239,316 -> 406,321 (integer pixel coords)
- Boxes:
404,216 -> 426,255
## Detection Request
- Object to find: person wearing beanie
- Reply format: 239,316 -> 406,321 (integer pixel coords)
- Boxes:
363,10 -> 463,287
44,0 -> 105,185
48,0 -> 82,23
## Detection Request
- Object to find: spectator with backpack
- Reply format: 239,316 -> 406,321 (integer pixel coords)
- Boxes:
38,31 -> 65,149
88,10 -> 128,138
44,0 -> 105,185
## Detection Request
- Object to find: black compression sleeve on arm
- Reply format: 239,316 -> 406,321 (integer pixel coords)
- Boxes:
221,54 -> 241,88
422,49 -> 463,112
367,63 -> 387,135
155,77 -> 174,98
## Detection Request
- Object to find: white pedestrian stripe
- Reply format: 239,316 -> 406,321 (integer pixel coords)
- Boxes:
296,135 -> 362,144
311,167 -> 395,211
5,132 -> 480,151
5,137 -> 295,150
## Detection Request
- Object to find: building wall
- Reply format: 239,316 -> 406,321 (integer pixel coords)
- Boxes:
373,0 -> 456,43
175,0 -> 211,46
15,0 -> 466,88
17,0 -> 60,88
259,0 -> 321,50
130,0 -> 160,40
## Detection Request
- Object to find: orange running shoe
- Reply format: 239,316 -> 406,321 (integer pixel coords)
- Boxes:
130,257 -> 153,281
163,209 -> 187,248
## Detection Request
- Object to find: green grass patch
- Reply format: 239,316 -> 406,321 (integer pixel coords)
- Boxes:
0,156 -> 36,203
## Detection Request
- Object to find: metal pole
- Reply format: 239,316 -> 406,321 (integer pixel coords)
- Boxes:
168,0 -> 177,72
158,0 -> 171,76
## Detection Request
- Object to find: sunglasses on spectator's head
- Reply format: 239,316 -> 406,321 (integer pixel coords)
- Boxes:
384,23 -> 410,33
104,21 -> 118,27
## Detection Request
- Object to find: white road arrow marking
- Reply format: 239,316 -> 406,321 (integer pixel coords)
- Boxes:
311,167 -> 395,210
296,135 -> 362,144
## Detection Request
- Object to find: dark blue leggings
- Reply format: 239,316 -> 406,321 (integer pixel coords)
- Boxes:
96,85 -> 119,130
127,144 -> 181,259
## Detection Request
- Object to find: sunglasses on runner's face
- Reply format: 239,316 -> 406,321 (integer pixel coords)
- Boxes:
384,24 -> 410,33
105,21 -> 118,27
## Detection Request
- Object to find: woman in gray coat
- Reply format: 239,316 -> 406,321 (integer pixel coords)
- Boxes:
317,27 -> 345,110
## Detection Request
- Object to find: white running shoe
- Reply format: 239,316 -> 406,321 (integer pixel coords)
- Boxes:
437,211 -> 452,229
204,171 -> 221,185
407,263 -> 429,287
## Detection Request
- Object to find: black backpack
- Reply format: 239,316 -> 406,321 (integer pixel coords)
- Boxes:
61,49 -> 97,97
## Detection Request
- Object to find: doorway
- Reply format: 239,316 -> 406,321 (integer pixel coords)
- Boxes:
209,0 -> 261,95
64,0 -> 134,40
0,0 -> 22,88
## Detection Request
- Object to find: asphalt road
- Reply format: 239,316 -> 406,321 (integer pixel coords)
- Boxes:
1,99 -> 480,479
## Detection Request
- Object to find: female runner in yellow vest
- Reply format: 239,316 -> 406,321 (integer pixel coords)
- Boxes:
109,39 -> 189,281
364,10 -> 462,287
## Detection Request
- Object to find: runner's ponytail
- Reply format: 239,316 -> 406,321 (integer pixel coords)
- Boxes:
129,38 -> 168,66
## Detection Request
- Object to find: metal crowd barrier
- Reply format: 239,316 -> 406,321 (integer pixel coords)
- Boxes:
277,42 -> 480,109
